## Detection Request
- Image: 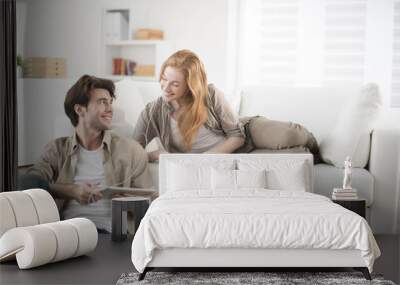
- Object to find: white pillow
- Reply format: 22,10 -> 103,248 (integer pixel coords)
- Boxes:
165,158 -> 236,193
211,168 -> 236,190
319,83 -> 382,168
211,169 -> 268,190
224,89 -> 241,115
238,159 -> 310,192
237,169 -> 267,189
111,123 -> 134,138
113,79 -> 145,128
166,162 -> 211,192
266,162 -> 308,191
111,107 -> 135,139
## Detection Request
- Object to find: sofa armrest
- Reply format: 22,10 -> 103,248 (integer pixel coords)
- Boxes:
368,128 -> 400,234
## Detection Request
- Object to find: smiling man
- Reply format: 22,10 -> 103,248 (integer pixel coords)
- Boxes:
22,75 -> 153,232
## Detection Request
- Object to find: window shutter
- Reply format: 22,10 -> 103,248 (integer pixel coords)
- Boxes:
239,0 -> 299,86
237,0 -> 399,109
323,0 -> 367,86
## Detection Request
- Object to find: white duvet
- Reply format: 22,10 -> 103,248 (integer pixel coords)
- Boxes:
131,190 -> 380,273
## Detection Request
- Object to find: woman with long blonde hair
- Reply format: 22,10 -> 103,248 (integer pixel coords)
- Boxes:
133,50 -> 319,162
133,50 -> 245,161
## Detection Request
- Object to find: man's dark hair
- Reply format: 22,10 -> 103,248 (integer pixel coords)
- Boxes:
64,75 -> 116,127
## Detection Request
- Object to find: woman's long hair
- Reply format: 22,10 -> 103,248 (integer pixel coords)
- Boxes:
159,50 -> 209,150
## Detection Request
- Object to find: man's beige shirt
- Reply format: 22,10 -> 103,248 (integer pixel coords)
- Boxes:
28,130 -> 153,188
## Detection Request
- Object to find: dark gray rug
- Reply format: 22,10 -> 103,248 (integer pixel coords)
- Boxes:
116,271 -> 396,285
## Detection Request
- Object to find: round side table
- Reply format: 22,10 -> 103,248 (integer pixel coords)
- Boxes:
111,196 -> 150,242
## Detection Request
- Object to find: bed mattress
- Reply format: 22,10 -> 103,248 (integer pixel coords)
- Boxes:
131,190 -> 380,273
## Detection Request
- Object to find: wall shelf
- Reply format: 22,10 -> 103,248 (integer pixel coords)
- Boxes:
101,7 -> 173,81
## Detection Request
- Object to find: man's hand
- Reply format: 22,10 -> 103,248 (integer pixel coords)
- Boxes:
111,192 -> 135,199
72,183 -> 102,204
111,191 -> 159,202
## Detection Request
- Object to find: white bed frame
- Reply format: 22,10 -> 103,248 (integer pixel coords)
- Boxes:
148,249 -> 365,268
139,154 -> 371,280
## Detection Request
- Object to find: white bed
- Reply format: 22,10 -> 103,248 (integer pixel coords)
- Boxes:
131,154 -> 380,280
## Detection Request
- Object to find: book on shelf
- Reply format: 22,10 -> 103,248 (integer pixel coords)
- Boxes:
120,59 -> 126,75
112,58 -> 137,75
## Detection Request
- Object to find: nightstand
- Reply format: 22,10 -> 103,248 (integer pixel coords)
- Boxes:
332,199 -> 366,218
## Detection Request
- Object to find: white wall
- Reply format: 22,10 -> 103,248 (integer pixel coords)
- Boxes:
18,0 -> 231,88
22,79 -> 77,164
16,0 -> 400,166
17,0 -> 232,164
125,0 -> 230,89
21,0 -> 107,77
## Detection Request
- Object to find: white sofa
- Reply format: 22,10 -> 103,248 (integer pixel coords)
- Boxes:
110,80 -> 400,235
47,78 -> 399,234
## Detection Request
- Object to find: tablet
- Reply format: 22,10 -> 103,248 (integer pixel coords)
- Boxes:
99,187 -> 157,199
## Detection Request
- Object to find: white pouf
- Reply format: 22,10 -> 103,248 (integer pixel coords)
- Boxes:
0,189 -> 98,269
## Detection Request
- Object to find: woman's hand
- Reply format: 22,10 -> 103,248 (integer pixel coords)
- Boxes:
147,149 -> 168,162
204,137 -> 245,154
